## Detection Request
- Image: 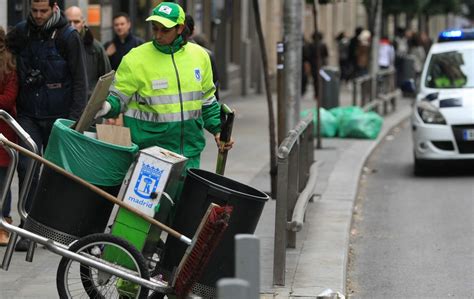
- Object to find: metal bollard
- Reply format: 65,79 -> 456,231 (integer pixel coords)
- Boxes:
316,288 -> 346,299
217,278 -> 250,299
235,234 -> 260,298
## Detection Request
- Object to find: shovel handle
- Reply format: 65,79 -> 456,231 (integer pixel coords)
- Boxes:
0,136 -> 192,245
216,104 -> 235,175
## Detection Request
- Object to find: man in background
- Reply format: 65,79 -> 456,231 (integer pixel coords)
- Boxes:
65,6 -> 111,99
104,12 -> 143,70
10,0 -> 87,251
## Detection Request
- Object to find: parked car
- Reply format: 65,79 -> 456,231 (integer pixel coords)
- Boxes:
411,29 -> 474,174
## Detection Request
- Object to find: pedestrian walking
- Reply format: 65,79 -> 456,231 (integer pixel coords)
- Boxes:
408,32 -> 426,87
95,2 -> 233,220
348,27 -> 363,79
65,6 -> 111,99
104,12 -> 144,71
8,0 -> 88,251
419,31 -> 432,56
378,35 -> 395,69
393,27 -> 410,57
302,35 -> 311,95
0,26 -> 18,246
305,31 -> 329,99
335,31 -> 350,82
355,29 -> 371,77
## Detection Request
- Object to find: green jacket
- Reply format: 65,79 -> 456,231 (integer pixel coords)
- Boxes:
105,41 -> 221,157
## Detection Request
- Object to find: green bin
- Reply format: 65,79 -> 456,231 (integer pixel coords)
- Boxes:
25,119 -> 139,245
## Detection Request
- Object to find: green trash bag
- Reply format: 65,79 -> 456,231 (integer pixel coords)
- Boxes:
338,111 -> 384,139
44,119 -> 139,186
329,106 -> 364,123
301,107 -> 338,137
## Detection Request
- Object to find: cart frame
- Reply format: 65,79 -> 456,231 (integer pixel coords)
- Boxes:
0,109 -> 171,295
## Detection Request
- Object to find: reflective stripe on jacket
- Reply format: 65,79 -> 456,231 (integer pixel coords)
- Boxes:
107,41 -> 220,157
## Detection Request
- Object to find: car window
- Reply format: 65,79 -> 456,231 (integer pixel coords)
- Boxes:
425,49 -> 474,89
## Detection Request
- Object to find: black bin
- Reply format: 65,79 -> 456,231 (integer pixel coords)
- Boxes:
320,66 -> 340,109
161,168 -> 269,297
26,167 -> 118,245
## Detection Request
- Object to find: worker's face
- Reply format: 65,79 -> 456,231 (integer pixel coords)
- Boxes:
65,8 -> 85,32
152,22 -> 184,46
30,1 -> 55,26
113,16 -> 131,39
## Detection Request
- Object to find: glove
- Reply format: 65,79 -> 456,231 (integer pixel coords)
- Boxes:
95,101 -> 111,119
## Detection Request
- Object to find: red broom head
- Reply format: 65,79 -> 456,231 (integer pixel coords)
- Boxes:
172,204 -> 233,298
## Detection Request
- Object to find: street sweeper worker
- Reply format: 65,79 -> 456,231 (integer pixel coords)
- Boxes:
95,2 -> 233,207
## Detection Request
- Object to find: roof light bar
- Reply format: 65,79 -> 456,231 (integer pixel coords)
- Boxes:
438,28 -> 474,42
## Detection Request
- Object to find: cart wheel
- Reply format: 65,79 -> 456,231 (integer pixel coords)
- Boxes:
56,233 -> 150,299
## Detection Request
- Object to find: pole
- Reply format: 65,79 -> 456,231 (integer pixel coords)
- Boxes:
277,42 -> 286,145
370,0 -> 382,100
282,0 -> 302,136
312,1 -> 322,149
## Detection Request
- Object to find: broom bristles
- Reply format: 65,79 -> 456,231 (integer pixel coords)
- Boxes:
172,203 -> 233,298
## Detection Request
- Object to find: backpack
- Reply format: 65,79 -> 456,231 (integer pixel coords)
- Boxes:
16,21 -> 75,60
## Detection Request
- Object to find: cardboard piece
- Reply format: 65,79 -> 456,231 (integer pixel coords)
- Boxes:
96,124 -> 132,147
75,70 -> 115,133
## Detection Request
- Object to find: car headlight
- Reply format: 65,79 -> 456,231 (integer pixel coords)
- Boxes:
416,101 -> 446,124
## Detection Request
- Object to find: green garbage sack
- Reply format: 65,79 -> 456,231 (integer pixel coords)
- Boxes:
329,106 -> 364,123
44,119 -> 139,186
301,107 -> 338,137
338,111 -> 384,139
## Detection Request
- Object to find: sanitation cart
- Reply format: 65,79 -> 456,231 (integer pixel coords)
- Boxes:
0,110 -> 232,298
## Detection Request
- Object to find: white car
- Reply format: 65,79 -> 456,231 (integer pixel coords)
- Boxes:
411,29 -> 474,174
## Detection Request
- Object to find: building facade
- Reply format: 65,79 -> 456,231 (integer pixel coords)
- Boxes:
1,0 -> 462,97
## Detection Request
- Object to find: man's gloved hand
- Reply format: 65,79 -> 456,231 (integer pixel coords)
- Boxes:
214,133 -> 234,153
95,101 -> 111,119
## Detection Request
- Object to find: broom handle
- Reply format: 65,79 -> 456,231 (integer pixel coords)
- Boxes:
0,136 -> 192,245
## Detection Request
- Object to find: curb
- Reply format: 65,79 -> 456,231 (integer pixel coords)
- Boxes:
329,101 -> 412,294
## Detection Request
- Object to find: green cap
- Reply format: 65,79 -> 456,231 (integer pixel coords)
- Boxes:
146,2 -> 185,28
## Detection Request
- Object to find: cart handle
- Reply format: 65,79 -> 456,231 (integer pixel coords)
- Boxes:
0,110 -> 39,221
0,135 -> 192,246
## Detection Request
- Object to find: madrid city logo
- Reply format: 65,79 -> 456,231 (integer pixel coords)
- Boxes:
134,163 -> 164,199
194,68 -> 201,81
158,5 -> 172,15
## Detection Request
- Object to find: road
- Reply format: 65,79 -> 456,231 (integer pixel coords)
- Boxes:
346,120 -> 474,298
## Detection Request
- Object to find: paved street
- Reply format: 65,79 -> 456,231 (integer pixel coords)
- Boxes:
347,120 -> 474,298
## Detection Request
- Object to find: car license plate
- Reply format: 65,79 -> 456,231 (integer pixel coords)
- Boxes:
463,129 -> 474,141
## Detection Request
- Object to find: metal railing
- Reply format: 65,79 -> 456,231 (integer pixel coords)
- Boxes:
273,113 -> 316,286
376,68 -> 400,114
352,74 -> 373,108
352,68 -> 400,115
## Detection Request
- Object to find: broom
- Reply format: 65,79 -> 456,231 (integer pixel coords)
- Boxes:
172,203 -> 232,298
0,134 -> 233,297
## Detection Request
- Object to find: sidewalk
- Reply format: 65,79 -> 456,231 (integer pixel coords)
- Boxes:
0,84 -> 413,298
201,84 -> 413,298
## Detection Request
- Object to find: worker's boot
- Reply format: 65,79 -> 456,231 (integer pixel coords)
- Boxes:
0,217 -> 13,246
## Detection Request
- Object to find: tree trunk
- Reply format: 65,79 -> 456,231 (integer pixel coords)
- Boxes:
251,0 -> 278,198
